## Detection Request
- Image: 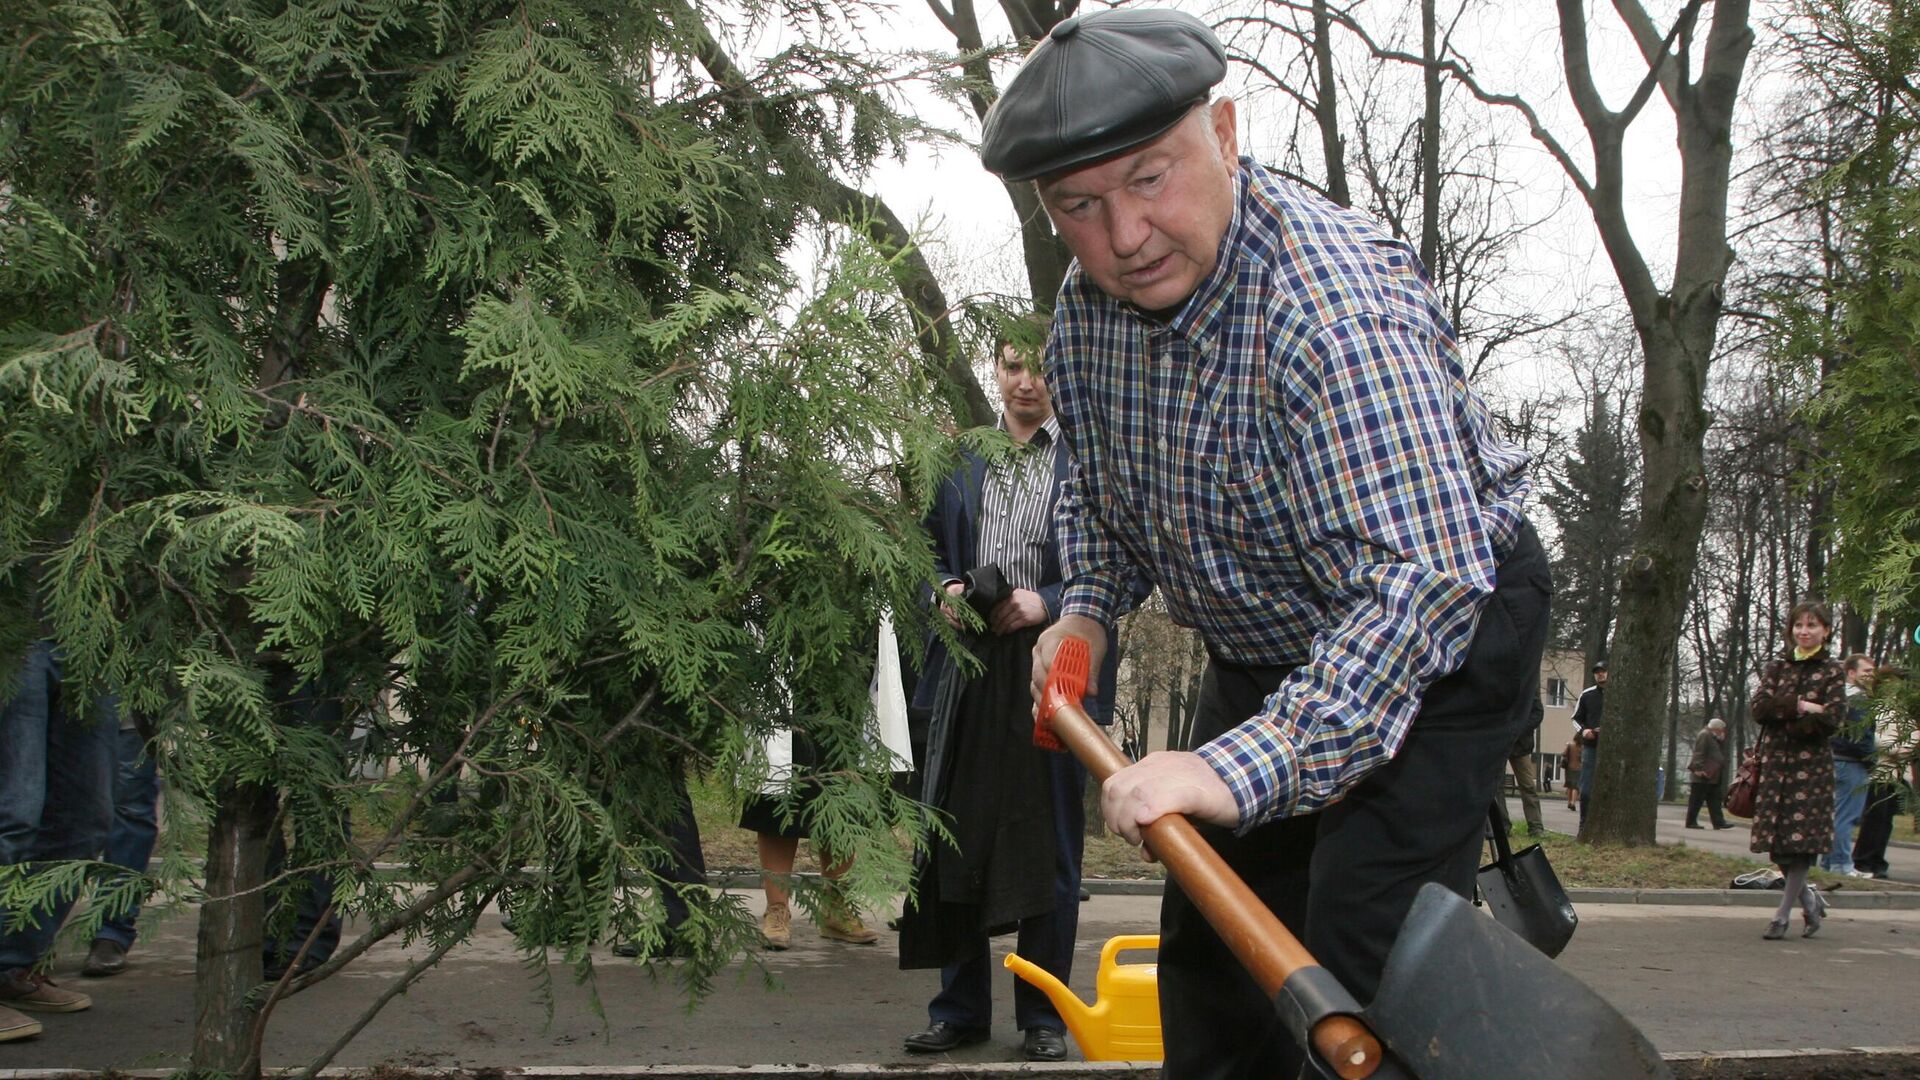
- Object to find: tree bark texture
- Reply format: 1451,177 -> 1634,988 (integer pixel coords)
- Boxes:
1419,0 -> 1441,271
1311,0 -> 1351,207
1558,0 -> 1751,845
933,0 -> 1074,309
191,782 -> 275,1078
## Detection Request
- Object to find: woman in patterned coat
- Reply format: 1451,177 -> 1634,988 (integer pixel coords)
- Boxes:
1748,599 -> 1846,940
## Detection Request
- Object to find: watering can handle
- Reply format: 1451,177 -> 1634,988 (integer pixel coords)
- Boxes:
1037,637 -> 1384,1080
1099,934 -> 1161,969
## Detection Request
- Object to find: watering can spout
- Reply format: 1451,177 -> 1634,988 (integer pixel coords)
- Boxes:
1006,935 -> 1164,1062
1004,952 -> 1096,1041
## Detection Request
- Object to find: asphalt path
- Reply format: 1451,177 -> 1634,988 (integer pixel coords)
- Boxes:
7,787 -> 1914,1071
8,881 -> 1919,1072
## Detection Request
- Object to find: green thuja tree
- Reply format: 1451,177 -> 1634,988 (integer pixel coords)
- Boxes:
1775,0 -> 1918,630
0,2 -> 957,1075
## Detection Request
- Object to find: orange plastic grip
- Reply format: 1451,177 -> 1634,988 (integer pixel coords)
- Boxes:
1033,634 -> 1091,751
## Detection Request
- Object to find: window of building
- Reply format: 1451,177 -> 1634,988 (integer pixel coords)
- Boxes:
1546,677 -> 1569,708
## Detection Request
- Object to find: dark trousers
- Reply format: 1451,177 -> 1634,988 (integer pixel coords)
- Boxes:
1853,782 -> 1900,878
261,681 -> 346,970
1686,779 -> 1727,828
1157,525 -> 1552,1080
927,749 -> 1087,1033
657,770 -> 707,929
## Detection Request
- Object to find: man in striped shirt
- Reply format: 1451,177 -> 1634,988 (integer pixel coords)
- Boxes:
899,334 -> 1130,1063
980,10 -> 1554,1078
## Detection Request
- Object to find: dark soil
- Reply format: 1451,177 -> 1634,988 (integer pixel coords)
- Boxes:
1671,1055 -> 1920,1079
59,1054 -> 1916,1079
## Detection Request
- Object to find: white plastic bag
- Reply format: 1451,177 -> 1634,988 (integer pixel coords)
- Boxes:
871,609 -> 913,774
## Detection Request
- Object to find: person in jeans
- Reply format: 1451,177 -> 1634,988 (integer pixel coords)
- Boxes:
1684,719 -> 1733,830
81,720 -> 161,978
1822,655 -> 1878,879
1,642 -> 115,1041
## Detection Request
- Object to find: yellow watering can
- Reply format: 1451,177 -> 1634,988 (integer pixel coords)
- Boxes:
1004,934 -> 1164,1061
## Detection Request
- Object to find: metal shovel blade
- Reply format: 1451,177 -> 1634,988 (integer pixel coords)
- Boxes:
1364,884 -> 1672,1080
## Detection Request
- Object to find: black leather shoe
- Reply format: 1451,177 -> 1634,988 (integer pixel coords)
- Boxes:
1714,823 -> 1737,830
81,939 -> 127,978
1023,1027 -> 1069,1061
1684,823 -> 1704,829
903,1021 -> 989,1053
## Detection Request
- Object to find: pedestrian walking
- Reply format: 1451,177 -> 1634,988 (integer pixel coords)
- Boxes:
0,642 -> 114,1041
1508,698 -> 1547,838
1684,719 -> 1733,830
1748,600 -> 1844,940
82,718 -> 161,978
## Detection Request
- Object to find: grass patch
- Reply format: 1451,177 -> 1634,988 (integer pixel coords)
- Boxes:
314,772 -> 1920,893
1522,828 -> 1771,889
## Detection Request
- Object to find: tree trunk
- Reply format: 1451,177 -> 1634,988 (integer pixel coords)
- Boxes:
1418,0 -> 1441,272
678,5 -> 993,427
1560,0 -> 1751,846
1310,0 -> 1351,207
933,0 -> 1074,311
1587,320 -> 1717,843
192,781 -> 275,1078
1174,634 -> 1207,751
1665,643 -> 1680,801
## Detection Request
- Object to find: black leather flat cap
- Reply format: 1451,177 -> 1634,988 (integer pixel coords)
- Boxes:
980,8 -> 1226,182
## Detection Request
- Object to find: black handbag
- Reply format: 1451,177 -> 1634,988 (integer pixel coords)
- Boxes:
1477,806 -> 1578,958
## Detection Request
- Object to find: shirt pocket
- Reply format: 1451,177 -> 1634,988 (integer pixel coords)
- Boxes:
1203,433 -> 1290,553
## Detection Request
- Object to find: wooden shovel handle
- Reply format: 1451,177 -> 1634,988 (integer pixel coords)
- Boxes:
1040,664 -> 1382,1079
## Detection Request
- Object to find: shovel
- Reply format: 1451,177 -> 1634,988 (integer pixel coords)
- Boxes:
1034,636 -> 1671,1080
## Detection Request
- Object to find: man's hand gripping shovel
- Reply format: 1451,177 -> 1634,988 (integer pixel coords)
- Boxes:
1035,636 -> 1673,1080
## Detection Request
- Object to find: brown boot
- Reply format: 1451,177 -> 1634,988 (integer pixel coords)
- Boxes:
818,907 -> 879,945
0,970 -> 91,1013
760,904 -> 792,951
0,1005 -> 42,1042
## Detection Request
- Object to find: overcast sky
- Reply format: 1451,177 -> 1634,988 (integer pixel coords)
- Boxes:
747,1 -> 1795,413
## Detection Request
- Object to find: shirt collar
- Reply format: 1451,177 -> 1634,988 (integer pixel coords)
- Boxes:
1166,159 -> 1251,348
996,412 -> 1061,448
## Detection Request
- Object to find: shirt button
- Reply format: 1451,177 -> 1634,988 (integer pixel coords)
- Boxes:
1157,436 -> 1169,453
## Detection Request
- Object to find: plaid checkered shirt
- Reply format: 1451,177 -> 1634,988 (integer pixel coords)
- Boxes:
1047,157 -> 1533,831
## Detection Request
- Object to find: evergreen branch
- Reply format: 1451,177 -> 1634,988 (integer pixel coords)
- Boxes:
247,389 -> 470,493
359,688 -> 528,867
152,568 -> 244,662
272,856 -> 495,996
598,681 -> 660,748
291,884 -> 503,1080
519,460 -> 558,535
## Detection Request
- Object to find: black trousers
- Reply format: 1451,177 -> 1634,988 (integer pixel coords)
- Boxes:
1852,782 -> 1900,877
1686,779 -> 1727,828
1157,525 -> 1552,1080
